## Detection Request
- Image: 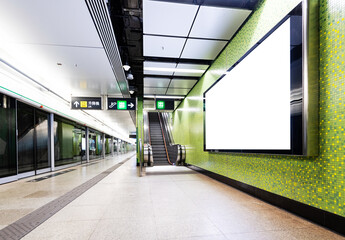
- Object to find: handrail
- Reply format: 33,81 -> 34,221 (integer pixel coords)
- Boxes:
158,113 -> 172,165
148,114 -> 152,146
161,112 -> 174,144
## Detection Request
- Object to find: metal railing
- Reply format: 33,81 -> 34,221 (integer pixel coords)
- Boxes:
143,144 -> 153,166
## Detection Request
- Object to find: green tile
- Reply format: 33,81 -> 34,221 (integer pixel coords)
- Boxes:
172,0 -> 345,217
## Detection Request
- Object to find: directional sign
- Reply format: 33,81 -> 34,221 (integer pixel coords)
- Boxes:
156,99 -> 174,110
71,97 -> 102,110
108,98 -> 136,110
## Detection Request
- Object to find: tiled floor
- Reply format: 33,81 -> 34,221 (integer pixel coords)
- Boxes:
0,152 -> 135,231
1,154 -> 344,240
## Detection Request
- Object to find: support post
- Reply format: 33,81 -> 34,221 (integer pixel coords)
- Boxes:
102,133 -> 105,159
86,127 -> 89,163
49,113 -> 55,171
111,136 -> 114,156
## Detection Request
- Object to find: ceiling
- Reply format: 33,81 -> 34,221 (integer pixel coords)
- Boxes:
0,0 -> 259,138
0,0 -> 136,140
109,0 -> 258,110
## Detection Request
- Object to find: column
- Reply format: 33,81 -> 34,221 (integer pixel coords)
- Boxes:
49,113 -> 55,171
102,133 -> 105,159
86,127 -> 90,163
111,136 -> 114,156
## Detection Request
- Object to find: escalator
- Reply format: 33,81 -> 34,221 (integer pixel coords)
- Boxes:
148,112 -> 171,165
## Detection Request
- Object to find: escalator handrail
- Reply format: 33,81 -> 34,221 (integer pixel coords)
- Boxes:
148,114 -> 152,145
158,113 -> 172,165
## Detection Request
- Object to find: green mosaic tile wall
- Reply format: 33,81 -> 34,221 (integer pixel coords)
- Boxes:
172,0 -> 345,217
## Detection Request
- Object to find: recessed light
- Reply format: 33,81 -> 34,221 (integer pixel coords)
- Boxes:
144,95 -> 185,99
123,65 -> 131,71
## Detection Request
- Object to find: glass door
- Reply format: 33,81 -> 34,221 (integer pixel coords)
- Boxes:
0,94 -> 16,179
17,102 -> 50,175
17,102 -> 35,174
35,110 -> 49,170
72,128 -> 85,162
81,131 -> 87,162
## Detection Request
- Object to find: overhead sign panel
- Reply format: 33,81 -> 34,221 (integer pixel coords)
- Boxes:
71,97 -> 102,110
156,99 -> 174,110
108,98 -> 136,110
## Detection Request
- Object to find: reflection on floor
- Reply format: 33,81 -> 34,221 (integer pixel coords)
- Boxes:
1,154 -> 345,240
0,152 -> 134,231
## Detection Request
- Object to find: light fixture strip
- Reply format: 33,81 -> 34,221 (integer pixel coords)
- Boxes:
144,95 -> 185,99
144,67 -> 205,74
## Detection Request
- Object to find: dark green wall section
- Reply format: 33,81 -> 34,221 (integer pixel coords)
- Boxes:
172,0 -> 345,217
59,122 -> 74,160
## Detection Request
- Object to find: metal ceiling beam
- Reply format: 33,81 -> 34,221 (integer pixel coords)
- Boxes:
144,56 -> 212,65
143,74 -> 199,80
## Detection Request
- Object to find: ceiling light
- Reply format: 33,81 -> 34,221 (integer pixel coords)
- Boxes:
129,86 -> 136,95
123,64 -> 131,71
127,72 -> 134,80
144,95 -> 185,99
144,67 -> 205,74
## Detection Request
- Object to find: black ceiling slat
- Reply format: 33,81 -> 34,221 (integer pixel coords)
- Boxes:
144,74 -> 199,80
144,57 -> 212,65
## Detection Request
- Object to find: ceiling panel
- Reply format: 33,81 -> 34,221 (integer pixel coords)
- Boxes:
0,0 -> 102,47
143,0 -> 198,37
0,0 -> 136,139
167,88 -> 190,95
181,39 -> 227,60
169,79 -> 197,88
144,87 -> 167,95
2,43 -> 122,98
144,35 -> 186,58
144,77 -> 171,88
190,6 -> 251,40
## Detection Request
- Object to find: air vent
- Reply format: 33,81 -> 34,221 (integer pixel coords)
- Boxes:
85,0 -> 130,98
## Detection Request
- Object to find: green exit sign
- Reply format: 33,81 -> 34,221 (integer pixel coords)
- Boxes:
156,100 -> 165,110
117,100 -> 127,110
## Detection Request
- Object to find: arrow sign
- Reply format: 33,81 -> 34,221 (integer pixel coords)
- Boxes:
128,102 -> 134,109
71,97 -> 102,110
74,101 -> 79,107
107,97 -> 136,110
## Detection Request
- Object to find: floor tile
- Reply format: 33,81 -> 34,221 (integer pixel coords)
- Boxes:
155,214 -> 222,239
22,220 -> 99,240
2,154 -> 345,240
